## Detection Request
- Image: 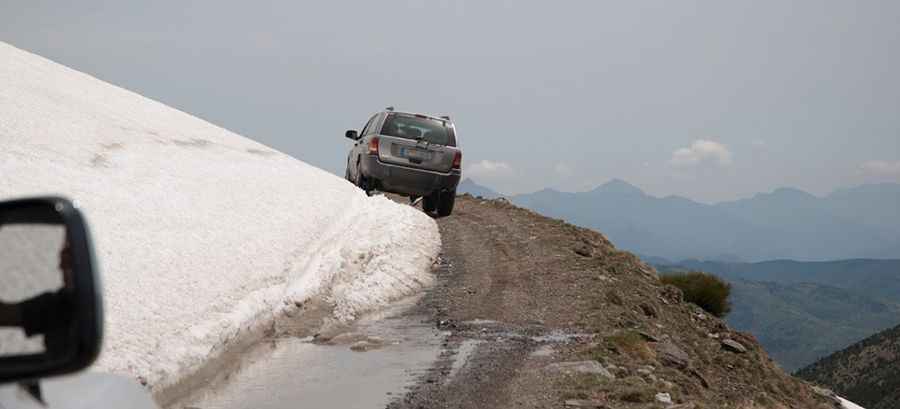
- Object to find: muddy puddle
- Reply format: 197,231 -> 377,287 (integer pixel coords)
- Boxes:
178,298 -> 446,409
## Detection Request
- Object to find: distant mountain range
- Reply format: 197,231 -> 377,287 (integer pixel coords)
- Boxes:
654,259 -> 900,371
459,178 -> 900,262
797,323 -> 900,409
458,178 -> 504,200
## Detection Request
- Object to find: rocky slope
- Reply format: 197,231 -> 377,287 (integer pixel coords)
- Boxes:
797,323 -> 900,409
392,195 -> 840,409
655,261 -> 900,371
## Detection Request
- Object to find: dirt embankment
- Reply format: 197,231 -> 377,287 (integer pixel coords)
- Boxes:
391,195 -> 839,409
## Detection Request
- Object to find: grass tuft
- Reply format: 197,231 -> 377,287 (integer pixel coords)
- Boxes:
660,271 -> 732,317
606,331 -> 656,360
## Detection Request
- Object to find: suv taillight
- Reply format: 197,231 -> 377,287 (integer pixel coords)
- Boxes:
452,151 -> 461,170
368,137 -> 379,155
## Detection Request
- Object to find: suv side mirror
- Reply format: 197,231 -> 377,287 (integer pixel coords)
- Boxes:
345,130 -> 359,140
0,197 -> 102,384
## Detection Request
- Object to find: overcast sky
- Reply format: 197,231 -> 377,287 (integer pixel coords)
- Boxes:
2,1 -> 898,202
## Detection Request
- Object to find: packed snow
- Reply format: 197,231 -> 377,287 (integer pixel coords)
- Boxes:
840,397 -> 865,409
0,42 -> 440,391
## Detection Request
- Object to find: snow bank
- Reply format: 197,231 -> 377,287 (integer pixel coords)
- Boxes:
839,397 -> 865,409
0,42 -> 440,390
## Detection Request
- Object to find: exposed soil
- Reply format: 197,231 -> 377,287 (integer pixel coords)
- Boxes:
391,195 -> 840,409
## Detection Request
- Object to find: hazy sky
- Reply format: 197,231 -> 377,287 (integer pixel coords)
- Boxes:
2,1 -> 898,202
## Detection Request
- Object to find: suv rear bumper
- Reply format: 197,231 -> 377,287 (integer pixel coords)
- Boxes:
360,155 -> 460,197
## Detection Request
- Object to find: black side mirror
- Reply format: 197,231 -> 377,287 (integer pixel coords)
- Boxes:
345,130 -> 359,140
0,197 -> 102,384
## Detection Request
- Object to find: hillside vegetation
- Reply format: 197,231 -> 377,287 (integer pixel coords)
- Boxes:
659,272 -> 732,318
797,323 -> 900,409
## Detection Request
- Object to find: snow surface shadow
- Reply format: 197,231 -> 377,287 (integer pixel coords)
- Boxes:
90,153 -> 110,168
90,142 -> 125,168
245,148 -> 277,157
171,138 -> 212,148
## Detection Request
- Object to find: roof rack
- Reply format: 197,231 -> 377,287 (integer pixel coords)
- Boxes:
385,106 -> 394,112
440,115 -> 450,120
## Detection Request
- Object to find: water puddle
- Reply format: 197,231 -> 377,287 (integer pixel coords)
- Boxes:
180,301 -> 445,409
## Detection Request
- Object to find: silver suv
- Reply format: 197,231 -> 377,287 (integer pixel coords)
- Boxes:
345,108 -> 461,216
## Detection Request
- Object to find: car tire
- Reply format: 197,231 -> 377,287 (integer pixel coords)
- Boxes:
423,194 -> 437,213
436,190 -> 455,217
355,164 -> 372,196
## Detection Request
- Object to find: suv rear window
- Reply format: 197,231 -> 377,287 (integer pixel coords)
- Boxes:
380,114 -> 455,146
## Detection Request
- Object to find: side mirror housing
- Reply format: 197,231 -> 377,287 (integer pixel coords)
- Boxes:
345,130 -> 359,140
0,197 -> 102,384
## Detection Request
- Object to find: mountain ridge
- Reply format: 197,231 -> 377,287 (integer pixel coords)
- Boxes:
459,178 -> 900,261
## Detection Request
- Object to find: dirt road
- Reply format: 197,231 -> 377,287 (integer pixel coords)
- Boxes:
391,195 -> 835,409
390,195 -> 622,408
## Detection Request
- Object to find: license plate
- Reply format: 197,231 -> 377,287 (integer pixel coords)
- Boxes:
400,147 -> 430,161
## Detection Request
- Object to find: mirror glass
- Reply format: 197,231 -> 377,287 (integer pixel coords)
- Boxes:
0,216 -> 72,359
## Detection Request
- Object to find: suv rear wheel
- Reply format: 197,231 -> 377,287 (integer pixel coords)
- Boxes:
436,190 -> 456,217
423,195 -> 437,213
355,165 -> 372,196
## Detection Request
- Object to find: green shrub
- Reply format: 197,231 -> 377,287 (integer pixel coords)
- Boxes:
660,271 -> 732,317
